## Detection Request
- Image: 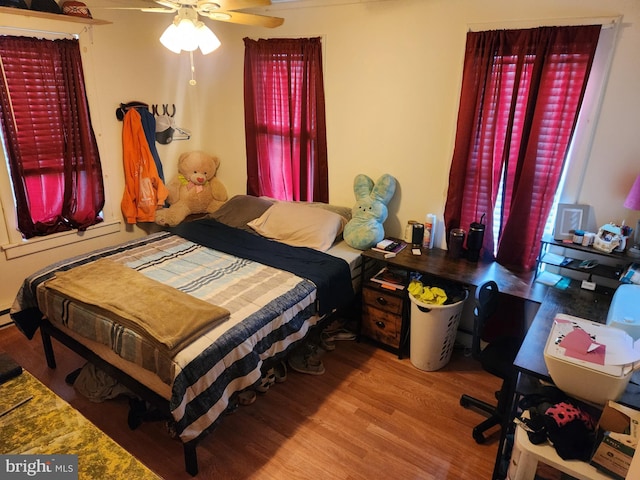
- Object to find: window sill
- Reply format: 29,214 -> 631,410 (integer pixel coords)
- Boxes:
2,220 -> 121,260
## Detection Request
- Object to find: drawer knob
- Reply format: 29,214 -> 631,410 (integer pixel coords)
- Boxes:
376,296 -> 388,306
375,321 -> 385,329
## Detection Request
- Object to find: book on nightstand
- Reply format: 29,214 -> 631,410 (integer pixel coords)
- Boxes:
371,238 -> 407,255
370,266 -> 409,290
0,352 -> 22,385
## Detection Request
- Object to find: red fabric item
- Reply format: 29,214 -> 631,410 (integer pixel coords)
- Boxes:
545,402 -> 597,430
243,37 -> 328,202
444,26 -> 600,270
0,36 -> 104,239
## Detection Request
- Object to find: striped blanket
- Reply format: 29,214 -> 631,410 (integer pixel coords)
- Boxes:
11,226 -> 353,442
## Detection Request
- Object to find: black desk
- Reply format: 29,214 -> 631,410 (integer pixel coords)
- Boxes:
501,282 -> 640,479
361,248 -> 640,479
360,247 -> 546,356
361,247 -> 547,302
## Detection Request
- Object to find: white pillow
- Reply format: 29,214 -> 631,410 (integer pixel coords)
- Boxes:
247,202 -> 347,251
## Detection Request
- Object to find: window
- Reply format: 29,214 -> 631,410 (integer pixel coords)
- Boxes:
444,25 -> 602,271
243,37 -> 329,202
0,35 -> 104,240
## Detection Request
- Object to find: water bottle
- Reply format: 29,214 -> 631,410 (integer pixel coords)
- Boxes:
466,214 -> 486,262
423,214 -> 437,249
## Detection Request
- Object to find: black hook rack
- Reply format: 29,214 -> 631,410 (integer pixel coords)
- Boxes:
115,101 -> 149,121
152,104 -> 176,118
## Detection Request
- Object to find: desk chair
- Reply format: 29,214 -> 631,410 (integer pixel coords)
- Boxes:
460,280 -> 524,444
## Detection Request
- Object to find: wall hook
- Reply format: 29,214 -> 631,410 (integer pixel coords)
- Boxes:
162,104 -> 176,117
115,101 -> 148,121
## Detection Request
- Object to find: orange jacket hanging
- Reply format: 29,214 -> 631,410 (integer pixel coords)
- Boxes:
121,108 -> 169,223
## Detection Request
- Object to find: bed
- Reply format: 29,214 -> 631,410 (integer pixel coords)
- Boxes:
10,195 -> 360,476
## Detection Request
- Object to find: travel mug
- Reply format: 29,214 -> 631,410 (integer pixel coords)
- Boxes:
412,223 -> 425,247
466,222 -> 485,262
448,229 -> 465,258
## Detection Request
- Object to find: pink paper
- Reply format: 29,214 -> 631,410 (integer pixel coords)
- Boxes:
559,328 -> 606,365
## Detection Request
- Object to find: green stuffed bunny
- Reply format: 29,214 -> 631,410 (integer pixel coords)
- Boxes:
343,173 -> 397,250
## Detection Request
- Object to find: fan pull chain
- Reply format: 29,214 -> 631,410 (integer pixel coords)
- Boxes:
189,51 -> 197,86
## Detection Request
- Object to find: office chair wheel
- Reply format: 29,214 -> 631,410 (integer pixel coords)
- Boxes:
472,427 -> 486,444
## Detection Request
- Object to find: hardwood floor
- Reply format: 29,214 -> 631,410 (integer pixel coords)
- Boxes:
0,324 -> 503,479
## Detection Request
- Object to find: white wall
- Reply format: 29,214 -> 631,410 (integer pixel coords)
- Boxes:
192,0 -> 640,237
1,0 -> 639,310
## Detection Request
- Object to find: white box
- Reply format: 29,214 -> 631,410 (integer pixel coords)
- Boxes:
607,284 -> 640,340
544,314 -> 639,405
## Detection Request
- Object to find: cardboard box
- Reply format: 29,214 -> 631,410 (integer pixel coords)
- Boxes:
590,401 -> 640,479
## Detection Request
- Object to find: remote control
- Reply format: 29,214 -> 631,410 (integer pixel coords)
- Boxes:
385,241 -> 400,251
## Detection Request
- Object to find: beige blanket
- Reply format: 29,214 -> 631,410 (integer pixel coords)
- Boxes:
44,259 -> 230,356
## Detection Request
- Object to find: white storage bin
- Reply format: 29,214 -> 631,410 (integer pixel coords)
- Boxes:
544,314 -> 639,405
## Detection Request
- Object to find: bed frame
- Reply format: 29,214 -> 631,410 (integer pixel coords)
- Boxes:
15,216 -> 358,476
41,316 -> 210,476
39,309 -> 350,476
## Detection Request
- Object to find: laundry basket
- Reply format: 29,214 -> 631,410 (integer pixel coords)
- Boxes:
409,287 -> 468,371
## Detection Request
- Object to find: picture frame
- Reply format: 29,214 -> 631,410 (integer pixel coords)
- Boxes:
553,204 -> 594,240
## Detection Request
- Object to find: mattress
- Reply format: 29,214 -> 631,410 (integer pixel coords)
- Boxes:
35,232 -> 316,385
326,239 -> 363,289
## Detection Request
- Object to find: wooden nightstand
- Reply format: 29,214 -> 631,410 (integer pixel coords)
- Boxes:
360,282 -> 407,355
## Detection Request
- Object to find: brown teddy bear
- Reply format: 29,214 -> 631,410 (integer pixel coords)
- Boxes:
154,150 -> 228,227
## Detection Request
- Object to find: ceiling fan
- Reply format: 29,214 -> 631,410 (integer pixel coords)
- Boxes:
99,1 -> 284,85
116,0 -> 285,28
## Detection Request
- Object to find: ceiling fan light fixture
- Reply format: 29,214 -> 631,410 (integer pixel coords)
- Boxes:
160,7 -> 221,55
176,17 -> 200,51
159,22 -> 182,53
196,22 -> 221,55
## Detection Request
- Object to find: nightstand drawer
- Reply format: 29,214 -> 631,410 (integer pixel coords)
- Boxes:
361,304 -> 401,348
361,284 -> 404,349
362,286 -> 403,315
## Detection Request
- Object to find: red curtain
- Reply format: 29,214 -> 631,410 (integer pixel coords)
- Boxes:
444,26 -> 600,271
243,37 -> 328,202
0,36 -> 104,239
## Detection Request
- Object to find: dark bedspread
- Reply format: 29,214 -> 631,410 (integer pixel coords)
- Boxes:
170,219 -> 354,316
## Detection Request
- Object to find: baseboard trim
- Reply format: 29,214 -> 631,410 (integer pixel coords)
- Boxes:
0,308 -> 11,328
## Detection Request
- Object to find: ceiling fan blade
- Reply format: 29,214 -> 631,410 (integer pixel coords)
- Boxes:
142,8 -> 176,13
91,6 -> 176,13
206,10 -> 284,28
213,0 -> 272,11
154,0 -> 183,9
93,6 -> 165,10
